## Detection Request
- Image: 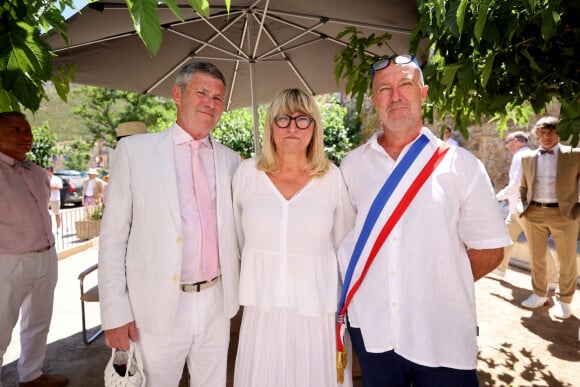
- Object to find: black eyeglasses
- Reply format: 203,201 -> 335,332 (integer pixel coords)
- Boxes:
370,54 -> 415,80
274,115 -> 313,130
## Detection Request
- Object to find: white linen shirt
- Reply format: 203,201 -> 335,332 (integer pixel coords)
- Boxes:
48,174 -> 63,201
533,144 -> 560,203
496,146 -> 529,213
339,128 -> 510,369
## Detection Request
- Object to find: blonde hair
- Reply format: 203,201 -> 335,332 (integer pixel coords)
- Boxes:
257,88 -> 330,176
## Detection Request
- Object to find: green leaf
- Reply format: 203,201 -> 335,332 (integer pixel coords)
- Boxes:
128,0 -> 162,56
189,0 -> 211,18
456,0 -> 468,35
481,54 -> 495,88
521,49 -> 542,72
0,89 -> 18,111
474,0 -> 491,42
441,64 -> 460,87
540,11 -> 559,42
13,72 -> 42,111
163,0 -> 184,21
52,64 -> 75,102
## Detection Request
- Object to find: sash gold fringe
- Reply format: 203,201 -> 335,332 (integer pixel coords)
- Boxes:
336,348 -> 347,383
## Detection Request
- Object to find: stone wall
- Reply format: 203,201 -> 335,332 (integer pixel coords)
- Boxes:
458,103 -> 561,192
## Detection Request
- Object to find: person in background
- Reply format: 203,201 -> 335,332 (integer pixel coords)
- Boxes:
105,120 -> 149,203
493,131 -> 559,281
519,116 -> 580,319
442,125 -> 458,146
338,54 -> 510,387
82,168 -> 104,208
0,112 -> 68,387
45,166 -> 63,231
115,121 -> 148,141
98,62 -> 241,386
232,88 -> 355,387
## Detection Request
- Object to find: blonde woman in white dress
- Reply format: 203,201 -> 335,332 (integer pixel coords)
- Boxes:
233,88 -> 354,387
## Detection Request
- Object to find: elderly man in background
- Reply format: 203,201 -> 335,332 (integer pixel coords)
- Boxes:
82,168 -> 104,208
0,112 -> 67,387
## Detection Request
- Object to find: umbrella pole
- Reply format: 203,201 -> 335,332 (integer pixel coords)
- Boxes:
250,61 -> 261,155
252,104 -> 261,156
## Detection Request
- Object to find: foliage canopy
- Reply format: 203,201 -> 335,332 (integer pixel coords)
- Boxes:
7,0 -> 578,145
335,0 -> 579,142
71,85 -> 176,148
0,0 -> 74,112
29,122 -> 57,167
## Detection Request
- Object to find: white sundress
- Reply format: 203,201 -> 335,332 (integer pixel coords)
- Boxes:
232,159 -> 354,387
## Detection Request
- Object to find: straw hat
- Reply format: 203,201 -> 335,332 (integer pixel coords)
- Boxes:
116,121 -> 148,138
87,168 -> 99,175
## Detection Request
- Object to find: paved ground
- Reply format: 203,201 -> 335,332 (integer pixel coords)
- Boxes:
475,270 -> 580,386
2,242 -> 579,386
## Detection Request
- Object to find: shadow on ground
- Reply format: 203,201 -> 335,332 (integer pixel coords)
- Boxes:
476,268 -> 580,387
477,341 -> 575,387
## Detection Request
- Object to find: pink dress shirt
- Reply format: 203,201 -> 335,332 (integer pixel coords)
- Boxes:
172,125 -> 219,283
0,151 -> 53,254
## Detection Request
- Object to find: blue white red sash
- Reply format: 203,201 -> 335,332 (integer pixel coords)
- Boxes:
336,134 -> 449,382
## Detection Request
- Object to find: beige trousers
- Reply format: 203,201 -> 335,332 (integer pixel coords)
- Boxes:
498,212 -> 559,282
522,206 -> 579,303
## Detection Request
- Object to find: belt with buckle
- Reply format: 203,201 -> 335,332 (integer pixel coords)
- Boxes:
181,276 -> 220,292
531,201 -> 559,208
30,243 -> 55,253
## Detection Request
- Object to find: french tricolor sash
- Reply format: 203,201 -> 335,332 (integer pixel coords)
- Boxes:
336,134 -> 449,383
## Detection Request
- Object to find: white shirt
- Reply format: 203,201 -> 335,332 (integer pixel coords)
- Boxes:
48,174 -> 63,201
532,144 -> 559,203
339,128 -> 510,369
496,146 -> 529,213
85,179 -> 95,196
445,137 -> 459,146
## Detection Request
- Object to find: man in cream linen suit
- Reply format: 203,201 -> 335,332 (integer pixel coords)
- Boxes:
99,62 -> 241,386
519,116 -> 580,320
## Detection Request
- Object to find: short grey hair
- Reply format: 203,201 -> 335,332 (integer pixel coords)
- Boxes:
174,62 -> 226,92
506,131 -> 529,143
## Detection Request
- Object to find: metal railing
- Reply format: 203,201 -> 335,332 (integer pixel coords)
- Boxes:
52,205 -> 101,252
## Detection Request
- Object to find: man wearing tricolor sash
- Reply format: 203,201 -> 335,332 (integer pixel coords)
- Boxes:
336,55 -> 511,386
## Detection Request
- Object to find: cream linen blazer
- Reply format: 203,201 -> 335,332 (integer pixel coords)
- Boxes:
520,145 -> 580,221
98,125 -> 241,334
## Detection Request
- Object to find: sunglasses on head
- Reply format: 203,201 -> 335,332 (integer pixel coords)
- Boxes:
370,54 -> 417,81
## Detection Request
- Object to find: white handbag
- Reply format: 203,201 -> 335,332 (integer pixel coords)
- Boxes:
104,342 -> 146,387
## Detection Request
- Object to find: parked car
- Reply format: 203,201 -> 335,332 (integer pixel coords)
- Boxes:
54,170 -> 87,208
